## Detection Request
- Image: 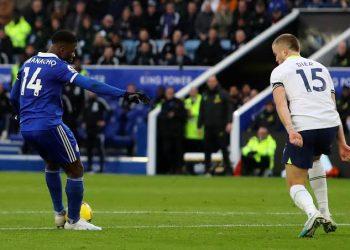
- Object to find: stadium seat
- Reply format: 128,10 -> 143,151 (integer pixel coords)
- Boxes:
184,40 -> 200,60
122,40 -> 138,63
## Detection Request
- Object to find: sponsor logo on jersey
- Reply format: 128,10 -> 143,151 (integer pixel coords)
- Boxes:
67,65 -> 78,74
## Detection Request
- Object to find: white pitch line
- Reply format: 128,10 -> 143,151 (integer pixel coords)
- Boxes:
105,223 -> 350,229
94,211 -> 306,216
0,224 -> 307,231
1,223 -> 350,231
0,227 -> 55,231
105,224 -> 303,229
0,210 -> 347,216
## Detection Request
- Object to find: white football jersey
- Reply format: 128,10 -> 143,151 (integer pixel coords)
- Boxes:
270,56 -> 341,132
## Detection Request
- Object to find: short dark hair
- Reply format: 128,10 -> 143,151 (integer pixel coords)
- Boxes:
272,33 -> 300,52
51,30 -> 77,44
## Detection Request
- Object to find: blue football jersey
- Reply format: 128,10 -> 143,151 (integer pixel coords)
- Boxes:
17,52 -> 78,131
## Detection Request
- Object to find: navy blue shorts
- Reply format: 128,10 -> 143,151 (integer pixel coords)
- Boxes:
282,126 -> 338,169
21,123 -> 80,164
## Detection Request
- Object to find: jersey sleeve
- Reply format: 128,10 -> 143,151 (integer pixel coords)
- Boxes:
56,62 -> 79,84
270,67 -> 284,91
72,74 -> 126,98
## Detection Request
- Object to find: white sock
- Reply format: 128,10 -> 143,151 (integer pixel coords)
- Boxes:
290,184 -> 318,218
308,160 -> 330,218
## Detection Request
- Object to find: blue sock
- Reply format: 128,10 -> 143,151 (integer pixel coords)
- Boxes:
45,171 -> 64,213
65,178 -> 84,224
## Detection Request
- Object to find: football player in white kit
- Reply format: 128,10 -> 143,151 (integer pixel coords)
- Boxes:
270,34 -> 350,238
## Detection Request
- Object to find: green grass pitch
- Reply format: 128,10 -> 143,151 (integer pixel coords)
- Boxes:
1,172 -> 350,250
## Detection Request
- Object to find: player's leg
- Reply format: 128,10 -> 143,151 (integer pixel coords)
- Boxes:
45,162 -> 64,213
62,160 -> 84,224
283,130 -> 325,237
309,156 -> 330,218
308,126 -> 339,233
21,130 -> 66,227
308,157 -> 337,233
45,161 -> 66,227
61,160 -> 101,230
286,164 -> 318,216
56,124 -> 101,230
286,164 -> 324,237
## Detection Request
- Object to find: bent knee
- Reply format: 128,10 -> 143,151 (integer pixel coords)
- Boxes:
63,160 -> 84,179
45,161 -> 60,172
285,164 -> 308,188
287,179 -> 306,188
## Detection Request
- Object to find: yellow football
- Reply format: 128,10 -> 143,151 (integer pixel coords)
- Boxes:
65,202 -> 93,222
80,202 -> 93,222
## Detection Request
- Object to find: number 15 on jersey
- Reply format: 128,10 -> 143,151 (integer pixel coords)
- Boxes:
21,67 -> 43,96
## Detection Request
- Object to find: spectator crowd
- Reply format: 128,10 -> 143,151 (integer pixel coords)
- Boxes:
331,41 -> 350,67
1,0 -> 349,67
0,0 -> 328,67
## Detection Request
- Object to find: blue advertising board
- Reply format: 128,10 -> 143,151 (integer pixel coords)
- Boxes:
0,65 -> 208,98
1,65 -> 347,93
329,67 -> 350,95
0,65 -> 11,89
84,65 -> 208,98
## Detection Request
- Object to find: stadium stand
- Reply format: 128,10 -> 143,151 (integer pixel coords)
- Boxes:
0,0 -> 349,175
0,0 -> 296,66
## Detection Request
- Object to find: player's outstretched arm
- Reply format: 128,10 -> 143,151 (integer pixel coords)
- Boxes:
72,75 -> 149,104
73,74 -> 125,97
273,86 -> 303,147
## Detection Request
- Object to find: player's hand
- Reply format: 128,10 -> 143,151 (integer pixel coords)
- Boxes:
124,92 -> 150,104
289,130 -> 303,147
339,143 -> 350,161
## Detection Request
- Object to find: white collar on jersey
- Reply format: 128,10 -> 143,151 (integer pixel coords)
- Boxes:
37,52 -> 59,58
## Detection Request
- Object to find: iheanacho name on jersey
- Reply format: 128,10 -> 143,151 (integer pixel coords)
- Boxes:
26,57 -> 57,67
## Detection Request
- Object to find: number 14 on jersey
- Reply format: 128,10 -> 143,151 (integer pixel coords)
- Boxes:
21,67 -> 43,96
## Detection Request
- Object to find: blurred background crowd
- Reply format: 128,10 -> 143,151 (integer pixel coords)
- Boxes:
0,0 -> 348,67
0,0 -> 349,174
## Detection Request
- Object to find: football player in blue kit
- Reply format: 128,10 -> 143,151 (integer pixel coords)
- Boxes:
9,30 -> 149,230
